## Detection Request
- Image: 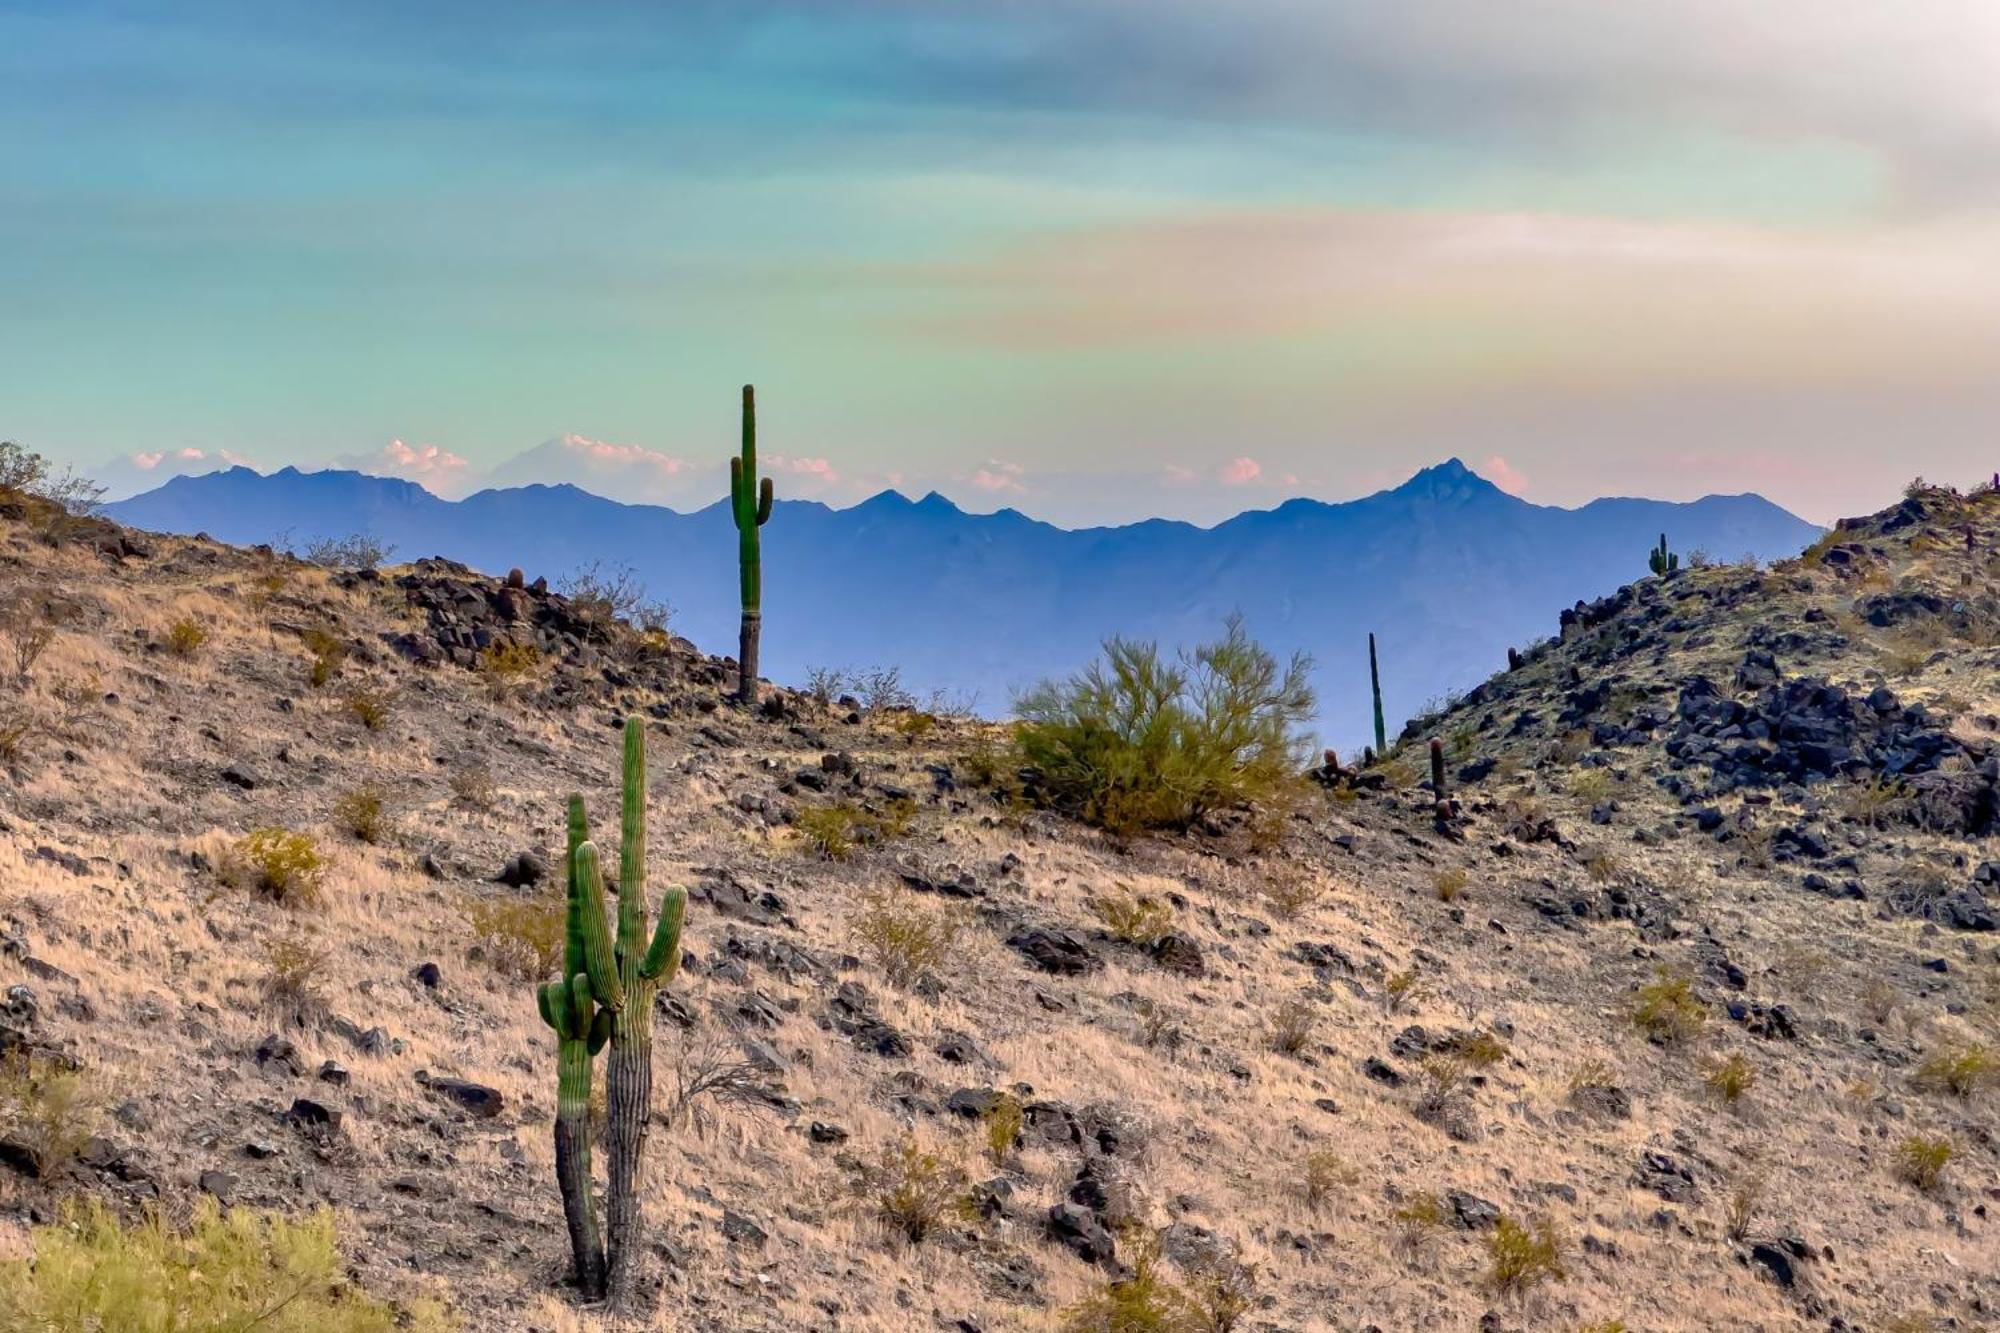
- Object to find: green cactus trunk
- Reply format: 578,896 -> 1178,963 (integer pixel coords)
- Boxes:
539,718 -> 686,1311
552,1029 -> 605,1298
732,385 -> 774,706
1369,632 -> 1387,756
1648,533 -> 1678,577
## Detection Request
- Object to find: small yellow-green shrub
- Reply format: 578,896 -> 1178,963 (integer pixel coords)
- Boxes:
224,828 -> 327,908
0,1199 -> 456,1331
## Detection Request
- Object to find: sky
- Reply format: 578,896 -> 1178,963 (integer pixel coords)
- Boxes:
4,1 -> 1998,526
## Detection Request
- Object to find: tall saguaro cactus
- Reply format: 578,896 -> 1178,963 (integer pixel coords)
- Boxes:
1368,632 -> 1387,756
536,718 -> 686,1308
732,384 -> 774,706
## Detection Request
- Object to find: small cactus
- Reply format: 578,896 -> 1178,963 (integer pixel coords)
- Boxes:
506,567 -> 525,590
1430,738 -> 1447,799
1368,632 -> 1387,756
1507,646 -> 1523,672
1648,533 -> 1678,578
732,385 -> 775,706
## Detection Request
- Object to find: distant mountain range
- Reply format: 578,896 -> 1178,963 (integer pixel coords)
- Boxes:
107,461 -> 1823,747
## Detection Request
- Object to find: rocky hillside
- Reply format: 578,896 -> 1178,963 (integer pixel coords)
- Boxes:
0,480 -> 1994,1331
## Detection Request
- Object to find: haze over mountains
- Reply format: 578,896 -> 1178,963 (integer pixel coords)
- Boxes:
107,459 -> 1823,745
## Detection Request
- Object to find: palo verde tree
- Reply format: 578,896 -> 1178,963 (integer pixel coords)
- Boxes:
536,717 -> 686,1306
731,384 -> 774,706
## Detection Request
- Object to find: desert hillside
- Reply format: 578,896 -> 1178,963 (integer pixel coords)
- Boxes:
0,480 -> 1995,1332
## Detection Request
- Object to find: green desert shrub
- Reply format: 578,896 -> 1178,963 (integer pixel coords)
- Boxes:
1013,617 -> 1314,837
859,1137 -> 971,1243
0,1051 -> 99,1177
1090,887 -> 1175,946
464,892 -> 566,980
1486,1214 -> 1566,1294
794,799 -> 914,861
0,1198 -> 454,1331
850,888 -> 962,988
224,828 -> 327,908
1894,1133 -> 1954,1192
1630,967 -> 1707,1045
1913,1040 -> 1996,1098
332,785 -> 389,844
164,617 -> 209,659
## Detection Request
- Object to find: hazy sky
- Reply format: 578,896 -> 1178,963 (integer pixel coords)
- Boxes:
4,2 -> 1998,525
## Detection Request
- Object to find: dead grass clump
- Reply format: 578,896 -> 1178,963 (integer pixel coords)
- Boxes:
1302,1148 -> 1358,1210
1630,967 -> 1707,1046
1568,768 -> 1614,805
1257,866 -> 1327,918
1268,995 -> 1320,1055
163,617 -> 209,659
858,1137 -> 970,1243
1091,888 -> 1175,946
260,933 -> 330,1025
448,762 -> 495,808
1486,1214 -> 1565,1295
342,682 -> 394,732
464,893 -> 566,980
0,593 -> 59,685
222,828 -> 327,908
851,889 -> 961,988
1893,1133 -> 1953,1192
1723,1171 -> 1764,1242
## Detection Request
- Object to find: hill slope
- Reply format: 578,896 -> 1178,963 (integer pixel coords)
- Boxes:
0,482 -> 1994,1331
105,461 -> 1824,746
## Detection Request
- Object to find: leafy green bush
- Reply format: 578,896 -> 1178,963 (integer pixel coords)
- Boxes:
850,888 -> 961,988
858,1137 -> 970,1243
794,799 -> 914,861
0,1051 -> 99,1177
224,828 -> 327,908
464,892 -> 566,980
1895,1133 -> 1954,1191
1486,1214 -> 1565,1294
1090,888 -> 1175,946
1013,618 -> 1314,836
1630,967 -> 1707,1045
0,1198 -> 454,1331
332,785 -> 388,844
1913,1040 -> 1995,1098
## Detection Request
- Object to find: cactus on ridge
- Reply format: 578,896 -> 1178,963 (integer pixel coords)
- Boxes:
1368,632 -> 1387,757
732,385 -> 774,706
1648,533 -> 1679,578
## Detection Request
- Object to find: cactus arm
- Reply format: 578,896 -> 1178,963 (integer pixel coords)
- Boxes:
588,1008 -> 612,1056
537,981 -> 560,1031
564,795 -> 591,977
572,842 -> 625,1011
639,887 -> 685,983
756,476 -> 773,525
616,718 -> 648,978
